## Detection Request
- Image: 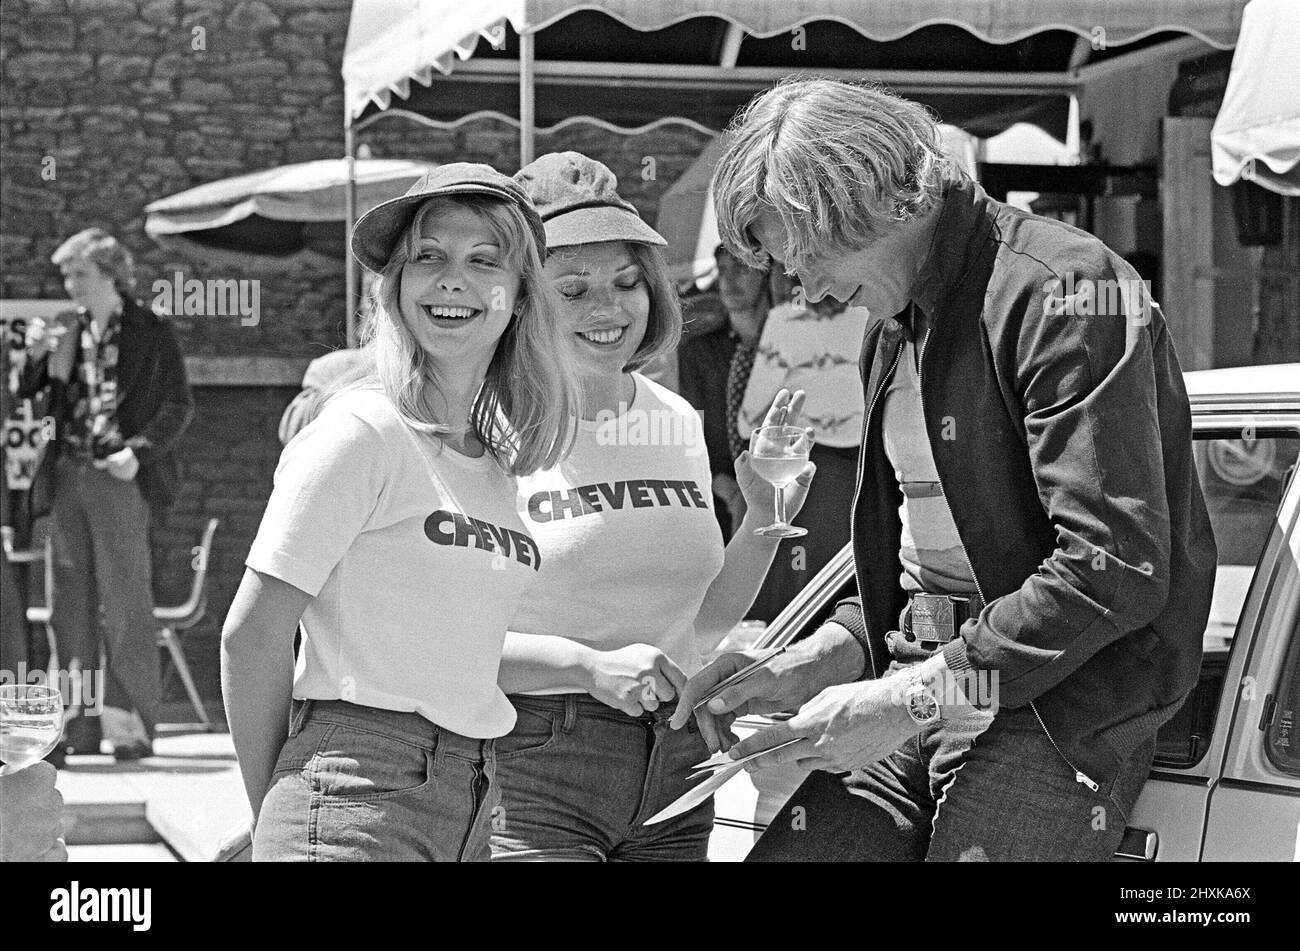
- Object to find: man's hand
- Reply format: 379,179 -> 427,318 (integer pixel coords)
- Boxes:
669,650 -> 802,753
95,446 -> 139,481
25,314 -> 69,357
580,643 -> 687,718
670,623 -> 864,752
0,762 -> 68,862
26,312 -> 78,380
726,678 -> 920,774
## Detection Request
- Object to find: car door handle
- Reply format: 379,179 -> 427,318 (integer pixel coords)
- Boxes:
1114,827 -> 1158,861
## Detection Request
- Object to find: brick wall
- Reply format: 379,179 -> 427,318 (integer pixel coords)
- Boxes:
1,0 -> 716,707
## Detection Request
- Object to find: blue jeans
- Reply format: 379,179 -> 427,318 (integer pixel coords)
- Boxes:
253,699 -> 498,862
747,704 -> 1155,862
490,694 -> 713,861
51,457 -> 158,735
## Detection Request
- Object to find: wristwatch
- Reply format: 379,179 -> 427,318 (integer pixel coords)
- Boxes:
902,679 -> 941,726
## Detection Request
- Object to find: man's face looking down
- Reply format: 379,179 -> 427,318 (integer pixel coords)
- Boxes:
748,210 -> 936,322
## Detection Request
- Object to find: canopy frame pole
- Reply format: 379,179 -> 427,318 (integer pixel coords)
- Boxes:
344,124 -> 358,348
520,31 -> 535,168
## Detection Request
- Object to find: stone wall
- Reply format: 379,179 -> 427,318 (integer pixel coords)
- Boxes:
1,0 -> 354,357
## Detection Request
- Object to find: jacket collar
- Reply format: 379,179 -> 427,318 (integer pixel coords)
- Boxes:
909,177 -> 998,327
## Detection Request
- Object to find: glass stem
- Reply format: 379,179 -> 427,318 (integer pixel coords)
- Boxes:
774,484 -> 788,526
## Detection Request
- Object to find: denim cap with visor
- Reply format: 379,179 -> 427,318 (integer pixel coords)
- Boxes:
514,152 -> 666,250
350,162 -> 547,274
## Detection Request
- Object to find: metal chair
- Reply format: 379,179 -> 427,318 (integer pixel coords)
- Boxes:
1,523 -> 56,663
156,517 -> 220,730
1,517 -> 220,730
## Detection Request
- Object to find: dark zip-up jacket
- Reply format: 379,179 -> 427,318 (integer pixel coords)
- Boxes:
831,179 -> 1217,789
17,297 -> 194,514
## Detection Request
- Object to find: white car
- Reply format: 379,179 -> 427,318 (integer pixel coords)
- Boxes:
709,364 -> 1300,862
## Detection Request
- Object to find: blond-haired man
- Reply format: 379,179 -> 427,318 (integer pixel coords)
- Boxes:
673,79 -> 1216,861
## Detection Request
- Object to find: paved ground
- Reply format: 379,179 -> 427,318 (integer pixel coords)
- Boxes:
58,725 -> 248,863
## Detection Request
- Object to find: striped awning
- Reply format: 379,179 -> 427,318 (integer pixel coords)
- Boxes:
345,0 -> 1247,123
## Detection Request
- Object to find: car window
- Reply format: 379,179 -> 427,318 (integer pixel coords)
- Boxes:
1156,431 -> 1300,767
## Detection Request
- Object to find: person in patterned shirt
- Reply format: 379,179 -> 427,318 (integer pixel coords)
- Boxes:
19,229 -> 193,761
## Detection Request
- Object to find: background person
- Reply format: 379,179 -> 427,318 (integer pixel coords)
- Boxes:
733,273 -> 867,620
276,347 -> 371,446
222,164 -> 579,861
680,246 -> 865,620
678,245 -> 774,539
490,153 -> 813,862
17,228 -> 193,761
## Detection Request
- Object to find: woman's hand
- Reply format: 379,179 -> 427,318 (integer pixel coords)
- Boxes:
712,472 -> 747,532
734,388 -> 816,526
579,643 -> 688,717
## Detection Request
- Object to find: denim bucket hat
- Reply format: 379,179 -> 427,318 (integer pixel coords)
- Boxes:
514,152 -> 666,250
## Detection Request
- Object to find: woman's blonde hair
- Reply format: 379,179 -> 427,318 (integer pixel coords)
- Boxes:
357,194 -> 578,476
712,77 -> 963,272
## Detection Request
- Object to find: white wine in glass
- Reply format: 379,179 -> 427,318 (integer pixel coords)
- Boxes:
750,424 -> 814,538
0,685 -> 64,773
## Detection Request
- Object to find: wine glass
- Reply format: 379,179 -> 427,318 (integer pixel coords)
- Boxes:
0,685 -> 64,774
749,424 -> 814,538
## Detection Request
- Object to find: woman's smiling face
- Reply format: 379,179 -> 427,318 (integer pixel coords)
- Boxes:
397,200 -> 521,368
545,241 -> 650,378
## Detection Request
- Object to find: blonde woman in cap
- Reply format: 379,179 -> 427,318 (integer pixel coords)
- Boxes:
491,152 -> 814,861
221,163 -> 578,861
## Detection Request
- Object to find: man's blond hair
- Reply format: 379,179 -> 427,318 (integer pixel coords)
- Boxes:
51,228 -> 137,293
712,78 -> 961,271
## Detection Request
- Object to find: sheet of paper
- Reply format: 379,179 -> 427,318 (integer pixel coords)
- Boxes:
689,737 -> 802,774
644,738 -> 803,826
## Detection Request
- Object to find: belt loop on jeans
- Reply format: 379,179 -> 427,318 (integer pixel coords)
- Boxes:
562,694 -> 579,733
288,698 -> 313,738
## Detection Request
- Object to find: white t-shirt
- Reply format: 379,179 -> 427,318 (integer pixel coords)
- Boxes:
511,374 -> 726,690
881,339 -> 977,598
245,387 -> 536,738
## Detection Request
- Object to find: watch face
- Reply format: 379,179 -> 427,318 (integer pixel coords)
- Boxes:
907,686 -> 940,724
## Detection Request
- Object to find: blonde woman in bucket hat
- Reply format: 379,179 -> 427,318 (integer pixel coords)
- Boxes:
222,163 -> 579,861
491,153 -> 814,861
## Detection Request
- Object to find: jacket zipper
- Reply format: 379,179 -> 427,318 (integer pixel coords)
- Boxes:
848,342 -> 903,679
916,327 -> 1100,793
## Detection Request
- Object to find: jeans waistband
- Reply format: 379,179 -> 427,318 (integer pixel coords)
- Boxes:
291,698 -> 493,761
509,693 -> 694,731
